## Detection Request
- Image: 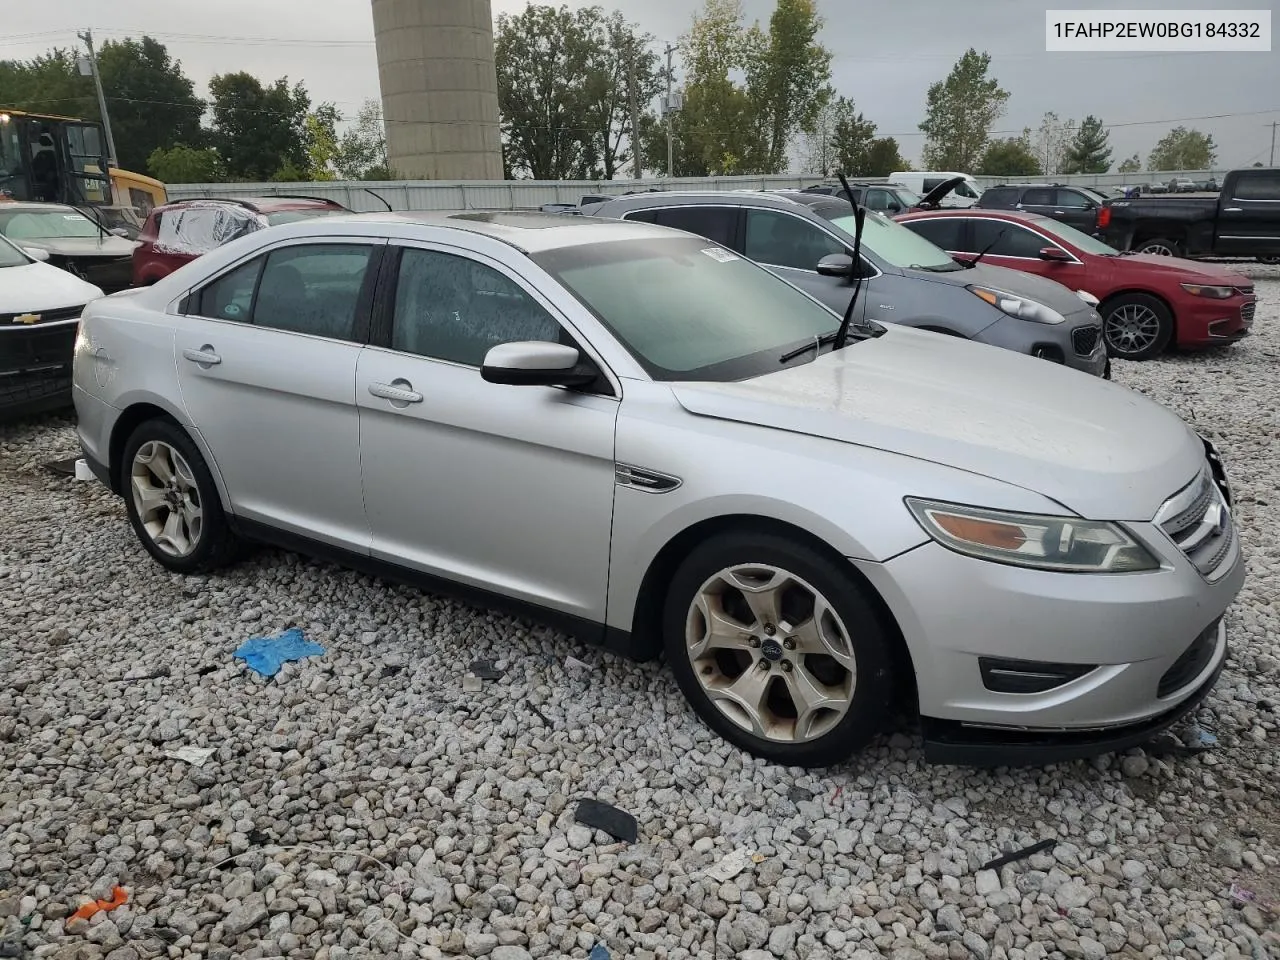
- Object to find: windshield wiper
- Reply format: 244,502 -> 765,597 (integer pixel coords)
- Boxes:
780,330 -> 841,364
963,226 -> 1010,268
911,262 -> 961,272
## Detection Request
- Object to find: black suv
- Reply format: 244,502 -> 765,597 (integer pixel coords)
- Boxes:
975,183 -> 1110,234
801,181 -> 922,214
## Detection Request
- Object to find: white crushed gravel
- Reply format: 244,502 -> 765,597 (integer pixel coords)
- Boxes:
2,264 -> 1278,960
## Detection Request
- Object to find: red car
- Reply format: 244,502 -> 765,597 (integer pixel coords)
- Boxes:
895,208 -> 1257,360
132,195 -> 349,286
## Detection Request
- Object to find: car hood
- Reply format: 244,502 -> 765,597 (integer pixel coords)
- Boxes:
910,260 -> 1094,316
1111,253 -> 1253,286
14,236 -> 137,258
0,261 -> 104,313
669,326 -> 1202,521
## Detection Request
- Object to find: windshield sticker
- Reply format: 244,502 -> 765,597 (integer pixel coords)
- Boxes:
701,247 -> 739,263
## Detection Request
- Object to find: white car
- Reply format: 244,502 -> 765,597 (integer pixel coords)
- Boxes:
1,234 -> 103,419
72,211 -> 1243,767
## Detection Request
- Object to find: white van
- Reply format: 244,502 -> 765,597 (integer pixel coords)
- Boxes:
890,171 -> 983,208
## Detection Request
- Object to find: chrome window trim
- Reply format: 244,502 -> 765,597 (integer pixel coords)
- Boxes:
906,215 -> 1084,266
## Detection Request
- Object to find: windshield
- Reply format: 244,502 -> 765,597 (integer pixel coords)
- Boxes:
953,181 -> 981,199
532,235 -> 846,381
0,234 -> 30,268
0,208 -> 102,240
1032,216 -> 1120,256
266,208 -> 346,226
828,210 -> 962,271
894,187 -> 923,206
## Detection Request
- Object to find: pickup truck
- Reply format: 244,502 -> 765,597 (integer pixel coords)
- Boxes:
1096,167 -> 1280,262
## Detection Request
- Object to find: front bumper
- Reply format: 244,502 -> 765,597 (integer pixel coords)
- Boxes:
0,319 -> 79,419
1173,295 -> 1256,348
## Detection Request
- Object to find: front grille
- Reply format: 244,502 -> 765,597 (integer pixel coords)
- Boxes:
1241,301 -> 1256,324
1158,617 -> 1220,697
1,304 -> 84,326
1155,462 -> 1237,581
1071,325 -> 1101,355
1235,285 -> 1254,297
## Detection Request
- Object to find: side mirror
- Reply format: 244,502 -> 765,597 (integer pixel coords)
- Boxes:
22,246 -> 50,262
1038,246 -> 1072,262
816,254 -> 853,277
110,227 -> 130,238
886,204 -> 902,214
480,341 -> 597,387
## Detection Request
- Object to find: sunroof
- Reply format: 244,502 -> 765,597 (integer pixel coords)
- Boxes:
448,211 -> 571,229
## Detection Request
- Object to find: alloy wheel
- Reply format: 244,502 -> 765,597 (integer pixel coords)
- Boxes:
1138,241 -> 1175,256
130,440 -> 203,557
1105,303 -> 1163,355
684,563 -> 856,743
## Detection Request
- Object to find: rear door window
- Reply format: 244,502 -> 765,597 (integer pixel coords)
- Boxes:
978,187 -> 1020,209
649,206 -> 739,248
252,244 -> 375,341
972,220 -> 1053,259
1021,188 -> 1055,206
904,217 -> 966,251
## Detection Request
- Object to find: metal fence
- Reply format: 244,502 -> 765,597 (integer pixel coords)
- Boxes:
167,169 -> 1231,212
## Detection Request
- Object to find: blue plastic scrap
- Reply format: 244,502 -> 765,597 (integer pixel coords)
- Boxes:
589,946 -> 611,960
233,628 -> 325,677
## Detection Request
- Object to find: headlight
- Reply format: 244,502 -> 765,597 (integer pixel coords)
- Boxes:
968,285 -> 1066,324
1075,289 -> 1100,307
905,498 -> 1160,573
1180,283 -> 1235,299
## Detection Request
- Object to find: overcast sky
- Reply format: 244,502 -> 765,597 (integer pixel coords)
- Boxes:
4,0 -> 1277,172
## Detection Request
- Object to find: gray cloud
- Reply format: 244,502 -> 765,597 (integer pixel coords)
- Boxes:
4,0 -> 1276,170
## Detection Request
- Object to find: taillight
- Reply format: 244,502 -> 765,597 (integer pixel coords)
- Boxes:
1096,206 -> 1111,229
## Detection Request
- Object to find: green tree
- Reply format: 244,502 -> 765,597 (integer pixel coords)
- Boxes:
1147,126 -> 1217,171
1117,153 -> 1142,173
918,49 -> 1009,171
827,98 -> 876,175
979,130 -> 1043,177
208,72 -> 310,180
0,49 -> 95,122
1061,115 -> 1112,174
863,137 -> 907,177
303,103 -> 340,180
147,144 -> 223,183
580,10 -> 662,178
96,37 -> 205,172
743,0 -> 831,173
333,99 -> 389,180
1033,111 -> 1075,176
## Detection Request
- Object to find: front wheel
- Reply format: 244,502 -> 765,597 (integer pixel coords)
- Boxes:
1101,293 -> 1174,361
663,531 -> 897,767
122,418 -> 240,574
1259,255 -> 1280,265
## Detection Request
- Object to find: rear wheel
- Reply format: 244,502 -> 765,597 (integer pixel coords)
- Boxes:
122,418 -> 240,574
663,530 -> 897,767
1135,237 -> 1181,257
1101,293 -> 1174,361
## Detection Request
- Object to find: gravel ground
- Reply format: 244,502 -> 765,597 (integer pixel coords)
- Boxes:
2,265 -> 1279,960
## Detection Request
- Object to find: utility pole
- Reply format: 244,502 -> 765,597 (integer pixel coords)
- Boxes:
664,44 -> 675,178
628,40 -> 642,181
77,29 -> 117,167
1271,120 -> 1277,167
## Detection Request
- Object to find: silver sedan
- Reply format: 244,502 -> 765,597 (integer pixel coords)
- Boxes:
72,211 -> 1244,767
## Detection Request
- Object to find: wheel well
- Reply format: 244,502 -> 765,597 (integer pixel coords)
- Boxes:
1132,225 -> 1186,246
628,514 -> 917,702
108,403 -> 178,493
1099,288 -> 1173,322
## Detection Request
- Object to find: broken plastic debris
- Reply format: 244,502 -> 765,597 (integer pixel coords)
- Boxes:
1184,722 -> 1218,748
469,659 -> 503,680
574,798 -> 638,844
564,655 -> 592,673
74,459 -> 94,481
787,786 -> 814,803
980,838 -> 1056,871
233,628 -> 324,678
42,456 -> 78,477
164,746 -> 215,767
1231,882 -> 1257,905
588,947 -> 611,960
462,674 -> 483,693
704,847 -> 754,882
751,853 -> 767,864
68,886 -> 128,923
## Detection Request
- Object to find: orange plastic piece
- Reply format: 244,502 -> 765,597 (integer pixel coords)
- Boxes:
69,886 -> 128,923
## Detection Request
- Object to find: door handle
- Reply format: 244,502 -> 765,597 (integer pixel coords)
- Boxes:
1053,210 -> 1065,215
368,380 -> 423,404
1223,207 -> 1243,212
182,346 -> 221,366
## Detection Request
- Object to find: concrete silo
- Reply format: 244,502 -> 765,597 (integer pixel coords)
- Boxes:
371,0 -> 504,180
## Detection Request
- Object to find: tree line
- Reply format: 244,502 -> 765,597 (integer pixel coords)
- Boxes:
0,8 -> 1225,186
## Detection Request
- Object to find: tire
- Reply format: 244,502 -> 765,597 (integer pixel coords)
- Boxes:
121,417 -> 240,574
1135,237 -> 1181,257
662,530 -> 897,767
1259,256 -> 1280,265
1101,293 -> 1174,361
